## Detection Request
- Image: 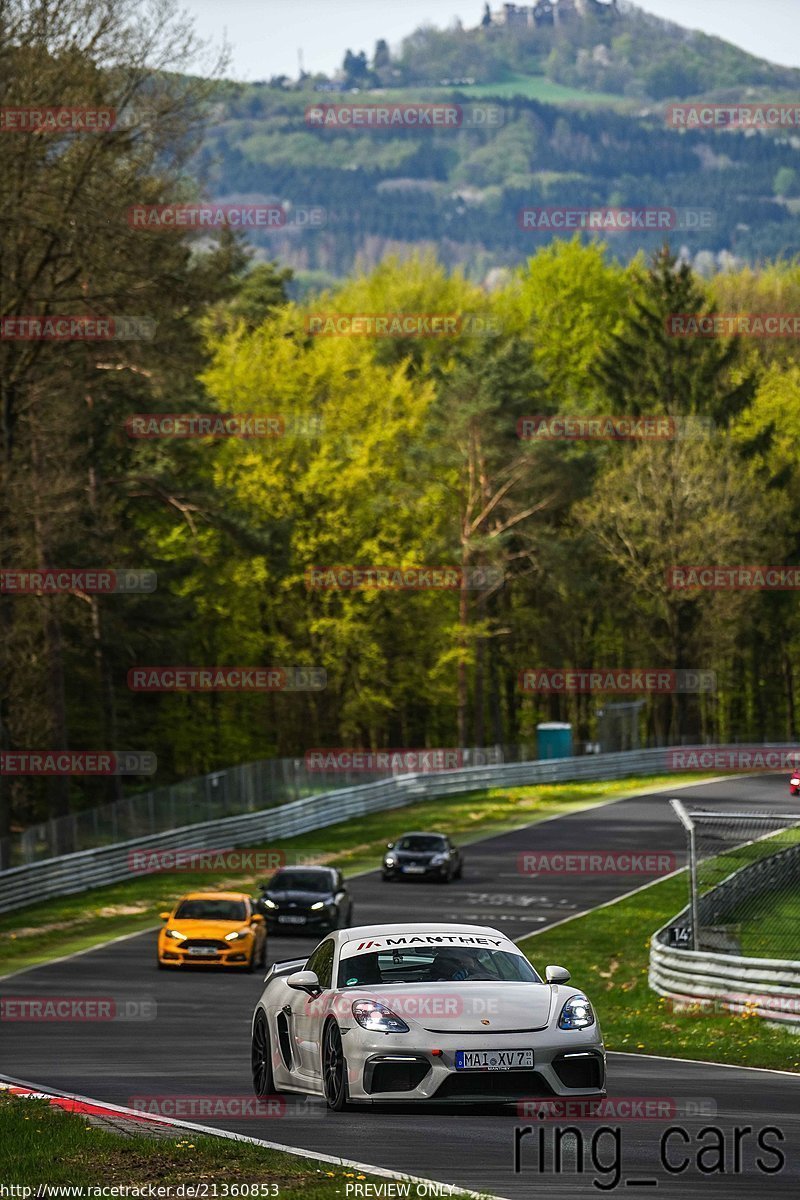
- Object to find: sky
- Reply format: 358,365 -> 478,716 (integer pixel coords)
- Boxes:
179,0 -> 800,82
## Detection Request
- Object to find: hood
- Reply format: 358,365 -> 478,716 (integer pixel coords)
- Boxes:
265,888 -> 332,905
350,982 -> 554,1032
168,918 -> 249,936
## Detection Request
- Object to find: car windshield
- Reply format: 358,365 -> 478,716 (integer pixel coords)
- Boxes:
338,946 -> 541,987
268,871 -> 332,893
396,836 -> 446,852
173,899 -> 247,921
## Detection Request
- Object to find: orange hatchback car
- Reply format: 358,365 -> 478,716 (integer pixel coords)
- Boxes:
157,891 -> 266,971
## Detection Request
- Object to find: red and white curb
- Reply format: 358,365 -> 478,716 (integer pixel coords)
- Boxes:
0,1075 -> 506,1199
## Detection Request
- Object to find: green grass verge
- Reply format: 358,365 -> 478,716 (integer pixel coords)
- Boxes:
0,774 -> 710,976
518,872 -> 800,1073
0,1094 -> 389,1194
731,885 -> 800,959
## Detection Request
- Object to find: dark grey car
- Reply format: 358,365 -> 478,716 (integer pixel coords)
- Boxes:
382,831 -> 464,882
256,866 -> 353,934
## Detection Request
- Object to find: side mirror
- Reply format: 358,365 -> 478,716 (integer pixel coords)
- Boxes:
545,965 -> 571,984
159,912 -> 170,921
251,913 -> 264,925
287,970 -> 321,996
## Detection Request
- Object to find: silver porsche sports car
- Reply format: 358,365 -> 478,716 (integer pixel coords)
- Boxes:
250,922 -> 605,1109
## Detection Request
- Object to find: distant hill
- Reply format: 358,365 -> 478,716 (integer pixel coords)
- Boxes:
388,1 -> 800,101
195,1 -> 800,288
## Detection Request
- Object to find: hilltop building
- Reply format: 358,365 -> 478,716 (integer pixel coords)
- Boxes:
491,0 -> 618,29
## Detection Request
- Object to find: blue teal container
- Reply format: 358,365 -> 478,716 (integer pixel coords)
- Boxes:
536,722 -> 573,760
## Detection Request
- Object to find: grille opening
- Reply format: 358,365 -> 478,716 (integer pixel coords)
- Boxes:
366,1060 -> 430,1094
434,1071 -> 553,1100
552,1052 -> 604,1090
182,939 -> 227,951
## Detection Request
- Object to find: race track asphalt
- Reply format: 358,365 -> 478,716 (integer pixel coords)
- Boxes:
2,775 -> 799,1198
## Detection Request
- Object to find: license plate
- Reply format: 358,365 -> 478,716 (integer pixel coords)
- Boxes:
278,915 -> 306,924
403,865 -> 426,874
188,947 -> 218,957
455,1049 -> 534,1071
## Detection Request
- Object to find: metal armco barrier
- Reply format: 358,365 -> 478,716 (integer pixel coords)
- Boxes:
650,840 -> 800,1026
650,934 -> 800,1027
0,746 -> 674,914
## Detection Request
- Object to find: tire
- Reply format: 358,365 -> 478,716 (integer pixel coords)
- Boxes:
156,955 -> 165,970
252,1012 -> 276,1099
322,1020 -> 349,1111
454,861 -> 463,880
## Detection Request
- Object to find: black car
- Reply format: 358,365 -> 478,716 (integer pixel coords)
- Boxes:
256,866 -> 352,934
382,831 -> 463,882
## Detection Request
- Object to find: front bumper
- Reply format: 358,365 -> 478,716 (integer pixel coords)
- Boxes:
383,863 -> 448,880
158,941 -> 254,967
340,1025 -> 605,1102
264,910 -> 336,934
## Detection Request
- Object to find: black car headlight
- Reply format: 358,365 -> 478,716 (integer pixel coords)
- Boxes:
261,898 -> 278,910
352,999 -> 410,1033
558,994 -> 595,1030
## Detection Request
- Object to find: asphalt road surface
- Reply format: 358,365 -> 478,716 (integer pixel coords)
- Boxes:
3,775 -> 800,1198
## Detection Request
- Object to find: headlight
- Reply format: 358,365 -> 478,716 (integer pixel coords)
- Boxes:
558,994 -> 595,1030
351,999 -> 410,1033
384,856 -> 395,867
224,930 -> 250,941
310,901 -> 326,911
430,853 -> 448,865
167,929 -> 186,941
262,898 -> 278,909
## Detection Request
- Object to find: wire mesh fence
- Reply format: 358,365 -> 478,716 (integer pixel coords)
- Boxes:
670,799 -> 800,958
3,745 -> 528,867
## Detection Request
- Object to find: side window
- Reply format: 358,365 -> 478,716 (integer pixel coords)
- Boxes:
305,939 -> 335,989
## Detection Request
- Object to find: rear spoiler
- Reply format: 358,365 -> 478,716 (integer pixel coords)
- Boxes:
263,957 -> 305,985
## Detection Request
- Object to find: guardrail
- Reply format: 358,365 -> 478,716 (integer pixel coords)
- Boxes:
650,837 -> 800,1026
0,746 -> 671,914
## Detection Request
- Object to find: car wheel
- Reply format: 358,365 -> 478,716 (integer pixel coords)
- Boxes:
322,1021 -> 349,1111
156,954 -> 165,969
252,1012 -> 276,1099
257,937 -> 267,969
454,862 -> 463,880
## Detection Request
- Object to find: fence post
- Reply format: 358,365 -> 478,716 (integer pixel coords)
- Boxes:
670,798 -> 699,951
